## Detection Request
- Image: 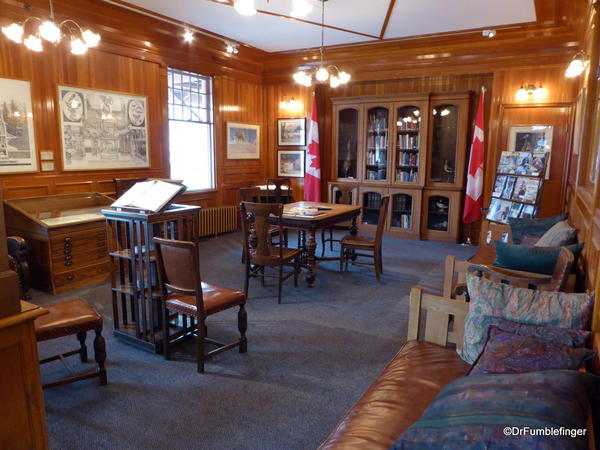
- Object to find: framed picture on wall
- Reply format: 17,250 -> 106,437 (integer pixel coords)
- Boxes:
277,150 -> 305,178
508,125 -> 553,179
277,118 -> 306,146
226,122 -> 260,159
58,85 -> 149,171
0,77 -> 38,173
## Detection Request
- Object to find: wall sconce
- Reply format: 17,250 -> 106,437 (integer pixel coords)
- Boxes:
565,51 -> 589,78
279,96 -> 302,112
516,83 -> 547,101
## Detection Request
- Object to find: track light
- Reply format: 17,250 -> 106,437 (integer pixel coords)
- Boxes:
183,29 -> 194,42
226,42 -> 239,54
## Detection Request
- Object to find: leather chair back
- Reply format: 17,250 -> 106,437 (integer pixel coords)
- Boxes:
265,178 -> 292,204
375,196 -> 390,250
153,237 -> 204,311
240,202 -> 284,266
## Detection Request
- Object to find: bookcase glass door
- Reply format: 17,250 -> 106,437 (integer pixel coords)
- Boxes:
333,188 -> 355,205
391,193 -> 413,229
429,104 -> 459,184
362,191 -> 382,225
395,105 -> 421,184
427,195 -> 450,231
337,107 -> 360,180
365,107 -> 389,182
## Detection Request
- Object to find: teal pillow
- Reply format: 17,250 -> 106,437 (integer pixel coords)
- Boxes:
493,240 -> 583,275
508,213 -> 569,244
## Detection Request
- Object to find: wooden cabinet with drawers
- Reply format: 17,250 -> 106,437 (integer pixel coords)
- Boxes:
4,193 -> 114,295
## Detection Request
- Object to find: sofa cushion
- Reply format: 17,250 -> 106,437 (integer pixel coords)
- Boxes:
508,213 -> 568,244
492,240 -> 584,275
469,327 -> 595,376
461,274 -> 594,364
393,370 -> 600,449
318,341 -> 470,450
535,220 -> 578,247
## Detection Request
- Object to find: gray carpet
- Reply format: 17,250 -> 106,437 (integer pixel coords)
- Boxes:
34,231 -> 476,450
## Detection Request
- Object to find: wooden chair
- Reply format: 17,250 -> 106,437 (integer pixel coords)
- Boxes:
321,184 -> 354,257
339,196 -> 390,281
113,177 -> 148,198
240,202 -> 301,304
153,237 -> 247,373
265,178 -> 292,204
239,187 -> 287,249
7,237 -> 107,388
463,247 -> 575,300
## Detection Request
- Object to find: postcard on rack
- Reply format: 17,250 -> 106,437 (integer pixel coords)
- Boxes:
514,152 -> 533,175
497,151 -> 516,174
511,177 -> 529,202
522,178 -> 541,203
529,152 -> 548,177
520,204 -> 536,219
492,175 -> 507,198
508,202 -> 523,219
111,180 -> 186,213
501,176 -> 517,200
486,198 -> 512,224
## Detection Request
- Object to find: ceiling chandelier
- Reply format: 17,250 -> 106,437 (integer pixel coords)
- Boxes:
232,0 -> 313,18
1,0 -> 100,55
292,0 -> 350,88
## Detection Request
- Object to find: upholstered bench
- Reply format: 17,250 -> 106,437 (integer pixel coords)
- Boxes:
319,288 -> 470,449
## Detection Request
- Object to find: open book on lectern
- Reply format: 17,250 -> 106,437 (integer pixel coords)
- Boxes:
111,180 -> 186,213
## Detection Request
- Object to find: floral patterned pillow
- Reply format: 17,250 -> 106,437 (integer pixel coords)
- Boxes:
460,274 -> 594,364
469,327 -> 595,376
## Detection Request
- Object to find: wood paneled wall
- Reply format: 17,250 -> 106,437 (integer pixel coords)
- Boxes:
0,0 -> 268,207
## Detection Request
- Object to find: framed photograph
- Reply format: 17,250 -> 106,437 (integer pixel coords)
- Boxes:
501,176 -> 517,199
492,175 -> 507,198
486,198 -> 512,224
0,77 -> 38,173
58,85 -> 149,171
508,125 -> 553,179
277,150 -> 305,178
278,118 -> 306,147
227,122 -> 260,159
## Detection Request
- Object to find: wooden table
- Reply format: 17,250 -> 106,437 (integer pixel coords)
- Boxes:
273,202 -> 362,287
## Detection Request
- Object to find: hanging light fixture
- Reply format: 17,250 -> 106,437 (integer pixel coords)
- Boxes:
292,0 -> 350,88
233,0 -> 257,16
1,0 -> 101,55
565,51 -> 589,78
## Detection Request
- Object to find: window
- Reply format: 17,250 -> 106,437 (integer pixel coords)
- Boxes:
167,68 -> 215,191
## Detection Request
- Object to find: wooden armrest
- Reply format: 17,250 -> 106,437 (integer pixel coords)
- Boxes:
468,264 -> 552,286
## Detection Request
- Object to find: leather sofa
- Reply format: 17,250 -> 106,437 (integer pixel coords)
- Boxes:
320,288 -> 471,449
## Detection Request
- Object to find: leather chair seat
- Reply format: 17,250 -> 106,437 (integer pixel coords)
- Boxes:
267,246 -> 302,260
340,234 -> 375,248
319,341 -> 470,450
166,282 -> 246,316
35,298 -> 102,342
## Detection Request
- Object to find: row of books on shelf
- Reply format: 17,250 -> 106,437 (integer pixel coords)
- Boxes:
367,134 -> 388,148
366,170 -> 387,181
392,215 -> 412,229
364,193 -> 382,208
368,115 -> 388,133
397,134 -> 419,149
397,121 -> 419,132
396,169 -> 418,183
366,152 -> 387,165
399,152 -> 419,166
393,196 -> 411,211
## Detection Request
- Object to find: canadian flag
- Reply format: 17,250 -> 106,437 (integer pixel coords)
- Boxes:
304,93 -> 321,202
463,87 -> 485,224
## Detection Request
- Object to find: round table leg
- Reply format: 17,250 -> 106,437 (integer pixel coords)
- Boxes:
305,229 -> 317,287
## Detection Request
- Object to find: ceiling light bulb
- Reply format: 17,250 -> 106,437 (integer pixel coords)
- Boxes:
441,109 -> 450,116
23,35 -> 43,52
413,110 -> 420,116
338,71 -> 350,84
515,86 -> 528,101
234,0 -> 257,16
2,23 -> 24,43
316,66 -> 329,82
290,0 -> 313,18
329,75 -> 340,88
39,20 -> 61,44
82,29 -> 101,47
565,53 -> 588,78
226,43 -> 239,54
70,37 -> 88,55
533,85 -> 547,101
288,97 -> 298,109
279,98 -> 288,109
183,29 -> 194,43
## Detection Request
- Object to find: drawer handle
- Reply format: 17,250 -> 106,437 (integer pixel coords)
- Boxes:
64,254 -> 73,260
66,274 -> 74,281
64,261 -> 73,267
64,249 -> 72,255
64,237 -> 72,242
64,243 -> 72,249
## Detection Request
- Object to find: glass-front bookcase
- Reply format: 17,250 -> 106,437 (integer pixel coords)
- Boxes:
364,104 -> 391,183
334,104 -> 362,181
393,101 -> 428,186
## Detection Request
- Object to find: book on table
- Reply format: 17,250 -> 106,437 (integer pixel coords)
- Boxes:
284,206 -> 326,218
111,180 -> 186,213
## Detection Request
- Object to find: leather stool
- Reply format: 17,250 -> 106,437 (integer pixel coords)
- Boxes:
35,299 -> 107,388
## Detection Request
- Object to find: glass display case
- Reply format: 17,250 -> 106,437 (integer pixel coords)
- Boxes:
429,104 -> 459,184
391,193 -> 413,229
364,106 -> 390,182
335,106 -> 361,180
427,195 -> 450,232
394,105 -> 423,184
361,190 -> 385,226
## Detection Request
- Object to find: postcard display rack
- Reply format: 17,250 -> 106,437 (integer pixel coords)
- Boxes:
102,202 -> 199,352
486,151 -> 549,224
330,92 -> 471,242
